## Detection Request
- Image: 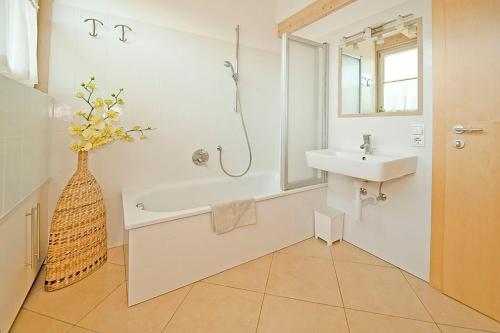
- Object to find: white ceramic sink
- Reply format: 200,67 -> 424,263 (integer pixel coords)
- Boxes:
306,149 -> 417,182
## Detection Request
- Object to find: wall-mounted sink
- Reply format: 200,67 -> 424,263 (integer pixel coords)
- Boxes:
306,149 -> 417,182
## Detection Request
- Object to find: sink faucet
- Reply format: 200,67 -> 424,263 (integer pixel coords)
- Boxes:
360,134 -> 372,154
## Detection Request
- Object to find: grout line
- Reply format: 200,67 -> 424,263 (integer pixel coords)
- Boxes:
255,252 -> 275,333
333,258 -> 397,269
19,309 -> 76,327
330,243 -> 350,333
69,325 -> 99,332
200,280 -> 264,295
399,268 -> 440,327
343,306 -> 438,325
74,281 -> 125,327
264,291 -> 345,310
160,283 -> 195,332
435,324 -> 500,333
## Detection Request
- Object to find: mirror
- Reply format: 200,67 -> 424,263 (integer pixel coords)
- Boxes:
339,19 -> 421,116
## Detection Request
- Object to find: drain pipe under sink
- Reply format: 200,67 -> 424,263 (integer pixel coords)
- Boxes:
353,180 -> 386,222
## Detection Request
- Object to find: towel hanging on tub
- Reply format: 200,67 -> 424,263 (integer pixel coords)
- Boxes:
210,198 -> 257,234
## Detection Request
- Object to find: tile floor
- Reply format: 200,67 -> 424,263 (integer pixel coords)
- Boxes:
11,238 -> 500,333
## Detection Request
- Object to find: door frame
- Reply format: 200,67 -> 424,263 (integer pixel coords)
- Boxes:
429,0 -> 446,290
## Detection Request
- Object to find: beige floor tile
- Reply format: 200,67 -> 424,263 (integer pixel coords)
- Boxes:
403,272 -> 500,332
331,241 -> 392,267
23,263 -> 125,324
278,237 -> 332,259
257,295 -> 349,333
346,309 -> 440,333
163,282 -> 263,333
78,283 -> 190,333
107,246 -> 124,265
335,262 -> 431,321
266,253 -> 343,306
438,325 -> 493,333
10,309 -> 72,333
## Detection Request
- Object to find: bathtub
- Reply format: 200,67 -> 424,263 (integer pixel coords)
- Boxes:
122,172 -> 327,306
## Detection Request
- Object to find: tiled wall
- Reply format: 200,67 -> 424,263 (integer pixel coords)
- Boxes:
0,75 -> 53,218
49,3 -> 282,246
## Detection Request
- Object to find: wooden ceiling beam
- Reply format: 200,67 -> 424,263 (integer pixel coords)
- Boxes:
277,0 -> 357,37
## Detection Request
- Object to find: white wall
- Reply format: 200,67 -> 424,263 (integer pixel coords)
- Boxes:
300,0 -> 433,280
0,75 -> 52,219
57,0 -> 279,52
48,2 -> 281,247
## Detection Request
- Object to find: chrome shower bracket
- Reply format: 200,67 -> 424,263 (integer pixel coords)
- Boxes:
114,24 -> 132,42
84,18 -> 104,38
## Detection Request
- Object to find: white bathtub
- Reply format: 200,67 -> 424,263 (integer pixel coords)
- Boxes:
122,172 -> 327,306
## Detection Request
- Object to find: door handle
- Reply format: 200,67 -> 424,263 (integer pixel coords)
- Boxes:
453,124 -> 483,134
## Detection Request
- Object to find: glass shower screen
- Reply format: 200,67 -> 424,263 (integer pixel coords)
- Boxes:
281,34 -> 329,190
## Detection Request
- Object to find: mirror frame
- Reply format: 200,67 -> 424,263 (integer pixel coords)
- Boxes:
338,18 -> 423,118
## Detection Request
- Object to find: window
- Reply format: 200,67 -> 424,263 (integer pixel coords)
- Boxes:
378,42 -> 418,113
0,0 -> 39,86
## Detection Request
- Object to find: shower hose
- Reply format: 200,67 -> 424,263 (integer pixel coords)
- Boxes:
217,87 -> 253,178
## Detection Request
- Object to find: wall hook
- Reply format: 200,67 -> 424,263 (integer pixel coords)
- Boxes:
84,18 -> 104,38
114,24 -> 132,42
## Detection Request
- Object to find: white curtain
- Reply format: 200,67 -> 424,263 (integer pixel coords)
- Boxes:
0,0 -> 38,86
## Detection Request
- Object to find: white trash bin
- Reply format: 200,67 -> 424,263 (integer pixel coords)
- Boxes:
314,207 -> 344,246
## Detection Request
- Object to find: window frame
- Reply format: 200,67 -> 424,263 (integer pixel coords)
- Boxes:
377,41 -> 419,113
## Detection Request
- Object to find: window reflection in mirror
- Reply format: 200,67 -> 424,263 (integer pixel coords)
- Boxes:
339,19 -> 421,117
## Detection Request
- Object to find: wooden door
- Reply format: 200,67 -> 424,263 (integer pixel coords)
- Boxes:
431,0 -> 500,320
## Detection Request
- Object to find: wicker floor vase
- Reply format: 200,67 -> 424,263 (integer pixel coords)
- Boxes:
45,151 -> 107,291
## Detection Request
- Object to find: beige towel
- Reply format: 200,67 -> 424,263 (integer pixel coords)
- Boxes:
211,199 -> 257,235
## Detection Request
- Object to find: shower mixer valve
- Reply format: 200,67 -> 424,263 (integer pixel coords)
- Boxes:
192,149 -> 209,166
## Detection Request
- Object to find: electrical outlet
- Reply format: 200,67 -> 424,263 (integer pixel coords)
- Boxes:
411,134 -> 425,147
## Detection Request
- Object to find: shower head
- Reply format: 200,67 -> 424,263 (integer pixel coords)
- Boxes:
224,60 -> 238,82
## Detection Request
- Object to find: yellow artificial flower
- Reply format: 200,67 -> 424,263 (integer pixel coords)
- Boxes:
105,110 -> 120,121
69,141 -> 80,152
93,98 -> 104,110
69,79 -> 153,152
69,123 -> 85,136
80,140 -> 93,151
89,115 -> 105,130
82,127 -> 97,139
114,128 -> 125,137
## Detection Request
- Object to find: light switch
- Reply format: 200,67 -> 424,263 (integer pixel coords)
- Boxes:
410,125 -> 425,147
410,124 -> 424,135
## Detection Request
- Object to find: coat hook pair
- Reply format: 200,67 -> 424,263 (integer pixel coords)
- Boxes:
84,18 -> 132,42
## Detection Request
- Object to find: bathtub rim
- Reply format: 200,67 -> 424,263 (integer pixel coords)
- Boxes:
122,178 -> 327,231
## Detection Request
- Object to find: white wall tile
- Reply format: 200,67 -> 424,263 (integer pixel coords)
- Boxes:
0,75 -> 53,218
49,4 -> 281,246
